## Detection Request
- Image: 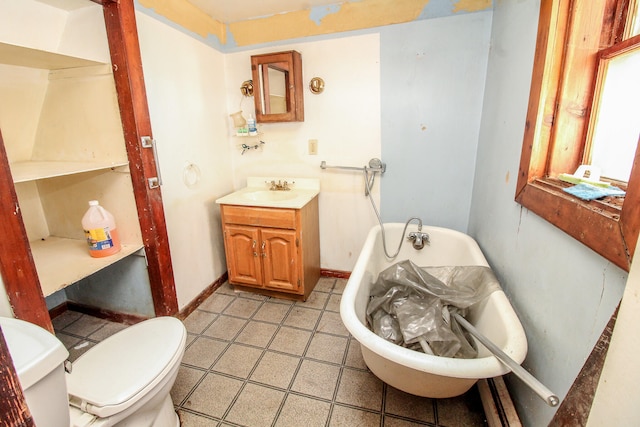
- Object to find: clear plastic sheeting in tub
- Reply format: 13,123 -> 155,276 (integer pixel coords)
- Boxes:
366,260 -> 500,359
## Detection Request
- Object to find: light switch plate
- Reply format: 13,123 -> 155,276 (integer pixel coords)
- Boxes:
308,139 -> 318,155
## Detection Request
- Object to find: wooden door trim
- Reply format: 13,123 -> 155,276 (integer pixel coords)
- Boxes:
101,0 -> 178,316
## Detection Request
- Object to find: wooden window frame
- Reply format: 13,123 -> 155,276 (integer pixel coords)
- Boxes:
517,0 -> 640,271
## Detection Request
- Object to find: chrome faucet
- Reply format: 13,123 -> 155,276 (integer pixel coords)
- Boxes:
407,220 -> 429,250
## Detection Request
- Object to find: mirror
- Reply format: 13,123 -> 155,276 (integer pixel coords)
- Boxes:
251,50 -> 304,123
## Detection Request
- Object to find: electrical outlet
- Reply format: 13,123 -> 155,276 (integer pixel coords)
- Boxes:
308,139 -> 318,155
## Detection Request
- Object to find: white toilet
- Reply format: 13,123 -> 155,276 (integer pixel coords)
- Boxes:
0,315 -> 187,427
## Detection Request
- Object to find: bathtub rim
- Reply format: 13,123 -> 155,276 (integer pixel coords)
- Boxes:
340,223 -> 528,380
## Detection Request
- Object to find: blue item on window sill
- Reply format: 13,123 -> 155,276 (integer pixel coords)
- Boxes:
562,182 -> 626,201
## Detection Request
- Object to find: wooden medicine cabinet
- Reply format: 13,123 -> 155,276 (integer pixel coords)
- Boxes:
251,50 -> 304,123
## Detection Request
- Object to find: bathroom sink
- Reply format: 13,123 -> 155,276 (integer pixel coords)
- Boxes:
241,190 -> 297,202
215,177 -> 320,209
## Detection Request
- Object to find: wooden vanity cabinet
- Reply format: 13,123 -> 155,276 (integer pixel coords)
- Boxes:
220,197 -> 320,301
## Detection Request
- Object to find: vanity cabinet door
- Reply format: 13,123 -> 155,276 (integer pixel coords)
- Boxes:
261,228 -> 300,293
224,225 -> 263,287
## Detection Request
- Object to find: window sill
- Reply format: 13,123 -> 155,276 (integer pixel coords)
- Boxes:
515,178 -> 630,270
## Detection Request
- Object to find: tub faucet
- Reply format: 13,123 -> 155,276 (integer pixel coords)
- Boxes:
408,231 -> 430,250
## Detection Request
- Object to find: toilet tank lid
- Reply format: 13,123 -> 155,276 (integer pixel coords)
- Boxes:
0,317 -> 69,390
66,316 -> 186,418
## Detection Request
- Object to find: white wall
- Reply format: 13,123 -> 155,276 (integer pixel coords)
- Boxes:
468,1 -> 628,425
588,239 -> 640,425
0,0 -> 67,53
136,12 -> 234,309
223,34 -> 381,272
0,0 -> 109,317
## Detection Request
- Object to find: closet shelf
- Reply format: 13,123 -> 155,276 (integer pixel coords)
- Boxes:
31,237 -> 144,297
10,160 -> 129,183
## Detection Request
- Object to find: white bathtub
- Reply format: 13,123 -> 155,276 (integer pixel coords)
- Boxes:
340,223 -> 528,398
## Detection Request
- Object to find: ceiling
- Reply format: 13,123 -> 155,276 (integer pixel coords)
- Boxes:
188,0 -> 341,23
35,0 -> 344,23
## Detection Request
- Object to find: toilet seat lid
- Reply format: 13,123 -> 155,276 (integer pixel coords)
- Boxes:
66,316 -> 186,418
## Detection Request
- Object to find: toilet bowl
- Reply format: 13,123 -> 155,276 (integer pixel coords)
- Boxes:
0,315 -> 187,427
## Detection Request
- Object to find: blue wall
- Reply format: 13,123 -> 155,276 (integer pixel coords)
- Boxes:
468,1 -> 627,425
380,13 -> 492,232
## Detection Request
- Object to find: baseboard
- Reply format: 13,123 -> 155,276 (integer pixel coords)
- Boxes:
177,272 -> 228,320
63,301 -> 149,325
320,269 -> 351,279
477,377 -> 522,427
48,302 -> 69,320
51,269 -> 339,325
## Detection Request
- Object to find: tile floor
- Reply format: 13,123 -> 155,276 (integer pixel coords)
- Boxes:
53,277 -> 487,427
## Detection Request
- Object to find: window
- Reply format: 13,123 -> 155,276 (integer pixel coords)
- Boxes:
517,0 -> 640,271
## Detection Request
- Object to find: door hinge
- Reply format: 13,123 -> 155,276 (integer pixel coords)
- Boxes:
296,238 -> 299,247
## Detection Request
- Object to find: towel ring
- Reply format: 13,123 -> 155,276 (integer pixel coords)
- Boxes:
183,162 -> 201,189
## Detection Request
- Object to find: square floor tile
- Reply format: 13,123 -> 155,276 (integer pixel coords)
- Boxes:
67,340 -> 97,362
314,277 -> 336,293
333,279 -> 347,294
237,290 -> 268,301
171,366 -> 206,406
250,351 -> 300,389
253,302 -> 291,324
62,315 -> 106,336
177,410 -> 219,427
383,416 -> 431,426
283,306 -> 321,330
297,290 -> 329,310
268,326 -> 312,356
306,332 -> 348,364
335,368 -> 384,410
87,321 -> 127,341
344,339 -> 368,370
52,310 -> 82,330
212,343 -> 262,378
198,292 -> 235,313
326,294 -> 341,312
182,336 -> 227,368
55,331 -> 82,350
436,389 -> 486,427
329,405 -> 380,426
225,383 -> 285,427
222,297 -> 262,318
235,320 -> 278,348
275,394 -> 330,427
203,315 -> 247,341
317,311 -> 349,336
385,385 -> 435,424
182,373 -> 242,418
183,310 -> 217,334
216,282 -> 237,295
291,359 -> 340,400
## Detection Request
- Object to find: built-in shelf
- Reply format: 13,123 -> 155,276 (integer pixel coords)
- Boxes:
1,38 -> 144,303
0,41 -> 105,70
10,160 -> 129,183
31,237 -> 144,297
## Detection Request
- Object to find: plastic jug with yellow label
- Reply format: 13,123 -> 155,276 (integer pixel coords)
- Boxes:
81,200 -> 122,258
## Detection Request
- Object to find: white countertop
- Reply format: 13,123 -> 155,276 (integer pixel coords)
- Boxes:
215,177 -> 320,209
